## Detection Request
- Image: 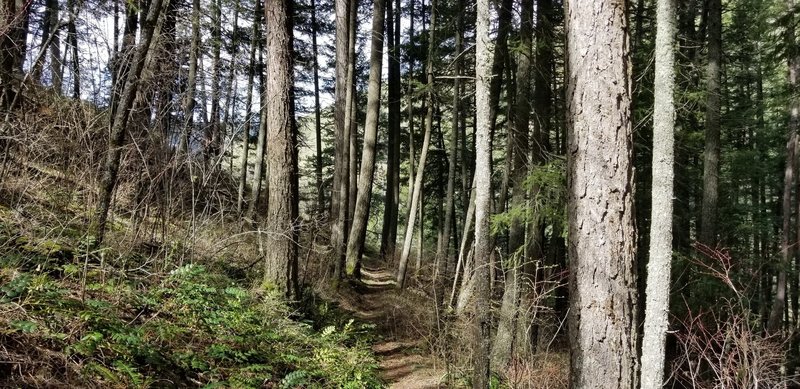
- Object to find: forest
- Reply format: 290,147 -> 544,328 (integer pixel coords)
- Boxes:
1,0 -> 799,387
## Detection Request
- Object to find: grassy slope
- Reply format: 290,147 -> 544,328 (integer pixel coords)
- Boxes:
0,170 -> 381,388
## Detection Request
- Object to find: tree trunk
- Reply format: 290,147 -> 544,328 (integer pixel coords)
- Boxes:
247,53 -> 269,221
768,9 -> 799,332
263,0 -> 298,299
311,0 -> 324,213
566,0 -> 639,386
473,0 -> 493,384
640,0 -> 676,386
93,0 -> 166,244
0,0 -> 30,108
700,0 -> 721,246
344,0 -> 386,277
434,0 -> 462,304
330,0 -> 351,280
204,0 -> 222,162
493,0 -> 534,367
237,0 -> 262,214
178,0 -> 200,159
397,0 -> 437,289
380,0 -> 402,260
67,0 -> 79,99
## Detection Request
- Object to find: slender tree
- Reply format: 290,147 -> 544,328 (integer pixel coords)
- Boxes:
396,0 -> 437,289
473,0 -> 492,385
700,0 -> 721,245
178,0 -> 200,158
640,0 -> 676,385
311,0 -> 325,213
330,0 -> 351,279
493,0 -> 534,367
380,0 -> 402,260
237,0 -> 262,214
566,0 -> 639,386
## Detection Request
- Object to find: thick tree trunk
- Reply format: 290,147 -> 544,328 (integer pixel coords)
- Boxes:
700,0 -> 721,245
0,0 -> 30,108
93,0 -> 166,244
344,0 -> 386,277
566,0 -> 639,387
263,0 -> 298,299
640,0 -> 676,386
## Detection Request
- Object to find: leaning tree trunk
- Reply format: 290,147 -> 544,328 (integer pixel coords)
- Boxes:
263,0 -> 298,299
344,0 -> 386,277
640,0 -> 676,386
93,0 -> 166,244
566,0 -> 639,387
396,0 -> 437,289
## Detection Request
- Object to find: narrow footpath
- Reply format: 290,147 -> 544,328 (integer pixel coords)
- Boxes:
334,260 -> 446,388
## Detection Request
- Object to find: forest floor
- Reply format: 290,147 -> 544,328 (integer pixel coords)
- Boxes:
332,259 -> 448,388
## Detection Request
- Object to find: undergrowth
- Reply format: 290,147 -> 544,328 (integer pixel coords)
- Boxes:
0,205 -> 382,388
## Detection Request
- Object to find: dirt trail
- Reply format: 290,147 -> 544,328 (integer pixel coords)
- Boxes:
334,261 -> 446,388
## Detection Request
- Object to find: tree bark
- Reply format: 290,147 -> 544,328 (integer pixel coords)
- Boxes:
566,0 -> 639,387
640,0 -> 676,386
344,0 -> 386,277
700,0 -> 721,246
473,0 -> 493,385
263,0 -> 298,299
